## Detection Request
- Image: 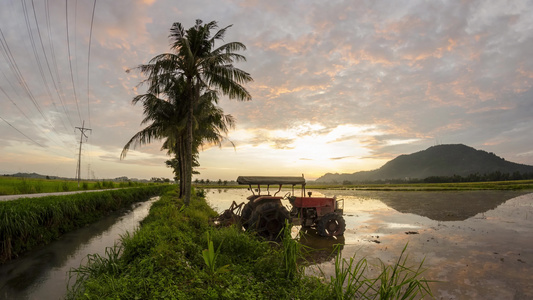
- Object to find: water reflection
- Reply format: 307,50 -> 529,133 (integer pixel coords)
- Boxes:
374,190 -> 525,221
298,227 -> 345,264
206,189 -> 533,299
0,197 -> 157,300
317,190 -> 527,221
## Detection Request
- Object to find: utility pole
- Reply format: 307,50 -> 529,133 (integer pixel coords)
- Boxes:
75,121 -> 92,187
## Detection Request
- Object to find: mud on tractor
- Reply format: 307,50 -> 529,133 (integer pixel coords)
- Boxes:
219,176 -> 346,241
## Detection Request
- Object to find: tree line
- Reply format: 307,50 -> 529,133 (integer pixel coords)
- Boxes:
337,171 -> 533,185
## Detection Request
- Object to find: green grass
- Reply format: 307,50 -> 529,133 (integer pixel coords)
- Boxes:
0,176 -> 157,196
67,189 -> 434,299
0,186 -> 168,263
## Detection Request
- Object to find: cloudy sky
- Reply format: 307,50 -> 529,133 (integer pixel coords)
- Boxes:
0,0 -> 532,181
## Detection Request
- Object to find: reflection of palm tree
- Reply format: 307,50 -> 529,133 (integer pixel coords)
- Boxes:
122,20 -> 251,204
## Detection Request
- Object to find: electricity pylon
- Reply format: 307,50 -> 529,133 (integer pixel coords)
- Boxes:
75,120 -> 92,187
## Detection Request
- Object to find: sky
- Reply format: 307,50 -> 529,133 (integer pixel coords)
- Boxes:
0,0 -> 532,181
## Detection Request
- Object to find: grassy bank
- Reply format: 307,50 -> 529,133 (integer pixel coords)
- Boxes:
0,186 -> 168,263
67,189 -> 433,299
197,179 -> 533,191
0,175 -> 156,196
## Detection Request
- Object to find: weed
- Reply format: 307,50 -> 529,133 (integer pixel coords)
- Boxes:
370,244 -> 434,299
321,244 -> 434,300
281,221 -> 303,280
327,245 -> 370,299
202,231 -> 230,279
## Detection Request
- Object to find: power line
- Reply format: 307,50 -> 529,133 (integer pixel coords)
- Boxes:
0,115 -> 45,148
65,0 -> 82,124
0,27 -> 48,121
29,0 -> 71,133
86,0 -> 97,128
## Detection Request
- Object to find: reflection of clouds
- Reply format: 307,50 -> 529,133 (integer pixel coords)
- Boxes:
209,190 -> 533,299
307,191 -> 533,298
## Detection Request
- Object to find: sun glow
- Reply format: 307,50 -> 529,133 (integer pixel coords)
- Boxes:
199,123 -> 388,180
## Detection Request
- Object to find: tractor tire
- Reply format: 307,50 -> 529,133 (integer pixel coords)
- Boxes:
317,213 -> 346,237
249,202 -> 290,241
241,202 -> 254,229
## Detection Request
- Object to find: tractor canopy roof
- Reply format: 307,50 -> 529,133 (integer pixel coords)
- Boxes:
236,176 -> 306,185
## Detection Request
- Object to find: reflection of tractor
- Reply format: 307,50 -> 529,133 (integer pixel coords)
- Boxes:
234,176 -> 345,240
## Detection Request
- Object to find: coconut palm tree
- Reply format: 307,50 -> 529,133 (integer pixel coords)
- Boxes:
121,76 -> 236,200
161,89 -> 235,197
145,20 -> 252,204
121,19 -> 251,205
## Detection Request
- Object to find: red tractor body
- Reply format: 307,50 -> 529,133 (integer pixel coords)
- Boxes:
235,176 -> 345,240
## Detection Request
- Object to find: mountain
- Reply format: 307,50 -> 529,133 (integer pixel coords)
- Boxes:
316,144 -> 533,183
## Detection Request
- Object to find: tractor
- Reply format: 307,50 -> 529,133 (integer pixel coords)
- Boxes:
233,175 -> 345,240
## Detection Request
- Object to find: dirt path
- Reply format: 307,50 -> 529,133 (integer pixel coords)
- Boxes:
0,189 -> 118,202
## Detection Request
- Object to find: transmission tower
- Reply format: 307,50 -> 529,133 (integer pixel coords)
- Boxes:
75,121 -> 92,187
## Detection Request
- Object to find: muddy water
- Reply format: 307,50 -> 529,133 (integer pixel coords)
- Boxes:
206,189 -> 533,300
0,196 -> 158,300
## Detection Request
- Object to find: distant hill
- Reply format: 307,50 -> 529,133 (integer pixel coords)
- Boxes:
316,144 -> 533,183
2,172 -> 61,179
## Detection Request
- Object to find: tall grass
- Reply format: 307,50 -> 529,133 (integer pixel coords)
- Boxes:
0,186 -> 168,263
321,244 -> 434,299
327,245 -> 371,299
371,245 -> 434,299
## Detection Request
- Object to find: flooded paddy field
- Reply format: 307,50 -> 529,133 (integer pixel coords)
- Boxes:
206,189 -> 533,299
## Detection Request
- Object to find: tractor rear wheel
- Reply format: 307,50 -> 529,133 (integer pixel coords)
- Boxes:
249,202 -> 290,241
317,213 -> 346,237
241,202 -> 254,229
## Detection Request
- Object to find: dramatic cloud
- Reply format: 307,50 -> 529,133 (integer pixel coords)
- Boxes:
1,0 -> 532,180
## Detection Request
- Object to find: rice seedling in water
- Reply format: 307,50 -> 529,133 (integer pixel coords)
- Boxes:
321,244 -> 434,299
369,244 -> 434,299
325,244 -> 370,300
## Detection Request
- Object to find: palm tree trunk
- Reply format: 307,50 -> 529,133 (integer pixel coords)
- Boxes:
178,138 -> 185,198
183,98 -> 194,205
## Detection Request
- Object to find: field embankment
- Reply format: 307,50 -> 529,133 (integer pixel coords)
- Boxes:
197,179 -> 533,191
67,189 -> 432,299
0,186 -> 168,264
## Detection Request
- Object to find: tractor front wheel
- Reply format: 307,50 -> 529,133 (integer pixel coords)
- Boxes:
249,202 -> 290,241
317,213 -> 346,237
